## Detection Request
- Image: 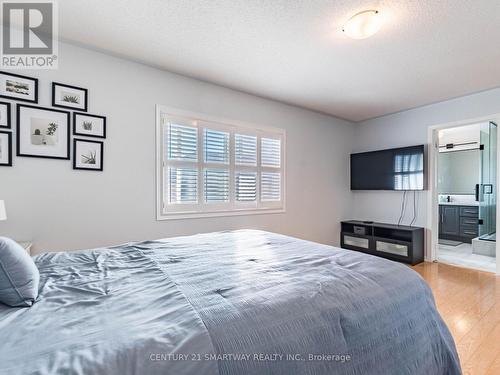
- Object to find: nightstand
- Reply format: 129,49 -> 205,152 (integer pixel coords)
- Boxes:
17,241 -> 33,255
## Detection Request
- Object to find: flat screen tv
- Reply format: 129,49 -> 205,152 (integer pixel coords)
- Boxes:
351,145 -> 425,190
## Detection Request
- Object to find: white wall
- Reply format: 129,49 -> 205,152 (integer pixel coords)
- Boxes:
352,88 -> 500,259
438,123 -> 480,149
0,42 -> 354,254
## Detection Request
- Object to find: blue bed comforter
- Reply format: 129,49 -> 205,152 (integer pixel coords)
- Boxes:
0,230 -> 461,374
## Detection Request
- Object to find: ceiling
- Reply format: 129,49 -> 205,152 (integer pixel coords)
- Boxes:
59,0 -> 500,122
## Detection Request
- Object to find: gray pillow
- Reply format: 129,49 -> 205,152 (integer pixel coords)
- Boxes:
0,237 -> 39,307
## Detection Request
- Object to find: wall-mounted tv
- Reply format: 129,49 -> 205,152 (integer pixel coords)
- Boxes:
351,145 -> 425,191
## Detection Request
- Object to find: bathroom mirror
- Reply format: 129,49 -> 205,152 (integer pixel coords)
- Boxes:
438,149 -> 479,194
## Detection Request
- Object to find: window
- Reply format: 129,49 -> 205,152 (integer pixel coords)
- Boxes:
393,152 -> 424,190
157,107 -> 285,219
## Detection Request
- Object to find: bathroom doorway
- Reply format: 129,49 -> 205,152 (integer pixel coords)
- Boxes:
435,122 -> 497,272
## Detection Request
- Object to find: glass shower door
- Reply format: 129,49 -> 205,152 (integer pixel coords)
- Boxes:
479,121 -> 497,241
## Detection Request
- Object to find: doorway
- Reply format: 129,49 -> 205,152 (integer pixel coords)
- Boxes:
434,122 -> 497,272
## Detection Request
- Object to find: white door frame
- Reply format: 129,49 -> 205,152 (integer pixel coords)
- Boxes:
426,114 -> 500,275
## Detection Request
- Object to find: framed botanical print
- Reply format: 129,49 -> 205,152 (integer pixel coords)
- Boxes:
0,71 -> 38,103
73,139 -> 103,171
73,112 -> 106,138
17,104 -> 70,160
0,131 -> 12,166
52,82 -> 88,111
0,101 -> 11,128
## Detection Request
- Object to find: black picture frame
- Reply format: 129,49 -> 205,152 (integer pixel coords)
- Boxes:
73,138 -> 104,171
73,112 -> 106,138
0,71 -> 38,103
17,104 -> 71,160
0,101 -> 11,129
0,131 -> 12,166
52,82 -> 88,112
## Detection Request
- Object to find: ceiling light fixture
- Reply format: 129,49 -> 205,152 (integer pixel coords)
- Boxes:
342,10 -> 383,39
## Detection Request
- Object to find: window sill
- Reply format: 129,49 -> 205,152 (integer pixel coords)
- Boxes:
156,208 -> 286,221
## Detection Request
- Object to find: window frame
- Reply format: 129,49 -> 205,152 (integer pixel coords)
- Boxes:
156,105 -> 286,220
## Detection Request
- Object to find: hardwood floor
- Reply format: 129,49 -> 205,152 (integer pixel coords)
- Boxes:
413,262 -> 500,375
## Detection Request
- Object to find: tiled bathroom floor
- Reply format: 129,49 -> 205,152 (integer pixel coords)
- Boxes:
438,242 -> 496,273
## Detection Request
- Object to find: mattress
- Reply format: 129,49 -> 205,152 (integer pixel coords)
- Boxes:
0,230 -> 461,374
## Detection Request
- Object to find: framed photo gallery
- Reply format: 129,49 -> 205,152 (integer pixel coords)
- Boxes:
0,71 -> 106,170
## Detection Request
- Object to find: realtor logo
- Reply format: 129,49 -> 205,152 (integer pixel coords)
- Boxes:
1,0 -> 58,69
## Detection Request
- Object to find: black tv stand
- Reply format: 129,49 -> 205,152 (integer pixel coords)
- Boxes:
340,220 -> 424,265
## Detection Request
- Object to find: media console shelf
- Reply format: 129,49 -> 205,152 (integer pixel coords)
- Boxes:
340,220 -> 424,265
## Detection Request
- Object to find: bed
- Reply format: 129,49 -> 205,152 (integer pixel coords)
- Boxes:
0,230 -> 461,374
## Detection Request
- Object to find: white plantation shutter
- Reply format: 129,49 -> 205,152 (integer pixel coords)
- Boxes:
235,134 -> 257,166
236,172 -> 257,201
204,169 -> 229,202
261,138 -> 281,167
168,167 -> 198,203
159,109 -> 284,218
167,123 -> 198,161
204,129 -> 229,164
261,172 -> 281,201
